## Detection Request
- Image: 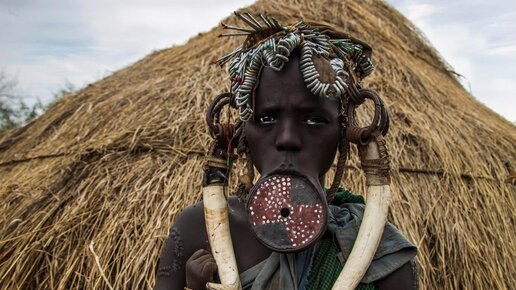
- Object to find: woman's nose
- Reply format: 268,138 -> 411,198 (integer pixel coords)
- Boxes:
275,120 -> 302,151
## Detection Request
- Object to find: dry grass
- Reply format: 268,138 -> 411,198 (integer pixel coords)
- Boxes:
0,0 -> 514,289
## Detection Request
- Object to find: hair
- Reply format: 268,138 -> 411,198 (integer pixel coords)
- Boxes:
211,13 -> 378,201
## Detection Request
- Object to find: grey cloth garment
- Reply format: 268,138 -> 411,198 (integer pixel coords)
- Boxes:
242,247 -> 316,290
241,259 -> 267,289
329,203 -> 417,283
240,204 -> 417,289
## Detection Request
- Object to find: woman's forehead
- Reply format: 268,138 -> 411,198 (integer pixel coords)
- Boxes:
254,57 -> 340,112
257,57 -> 305,93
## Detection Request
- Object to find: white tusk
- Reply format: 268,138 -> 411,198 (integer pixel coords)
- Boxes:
332,136 -> 392,290
203,184 -> 242,290
207,280 -> 241,290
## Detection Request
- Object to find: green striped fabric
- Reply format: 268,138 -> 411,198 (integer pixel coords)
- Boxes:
306,189 -> 377,290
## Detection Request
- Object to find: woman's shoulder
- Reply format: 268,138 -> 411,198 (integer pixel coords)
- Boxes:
172,196 -> 246,241
167,201 -> 211,257
174,200 -> 204,224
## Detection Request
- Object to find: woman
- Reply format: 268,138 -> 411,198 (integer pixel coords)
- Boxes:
154,14 -> 418,290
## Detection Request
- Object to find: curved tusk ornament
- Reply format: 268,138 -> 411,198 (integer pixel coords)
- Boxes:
203,184 -> 242,290
332,134 -> 391,290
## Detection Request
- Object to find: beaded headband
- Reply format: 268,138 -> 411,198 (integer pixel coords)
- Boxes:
215,12 -> 375,121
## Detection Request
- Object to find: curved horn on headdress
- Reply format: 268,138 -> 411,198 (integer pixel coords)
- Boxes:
332,88 -> 391,290
203,93 -> 242,290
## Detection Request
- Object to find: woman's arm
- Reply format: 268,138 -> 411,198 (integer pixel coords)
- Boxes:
154,225 -> 187,290
154,202 -> 214,290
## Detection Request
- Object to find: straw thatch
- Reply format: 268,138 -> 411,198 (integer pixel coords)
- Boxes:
1,0 -> 514,289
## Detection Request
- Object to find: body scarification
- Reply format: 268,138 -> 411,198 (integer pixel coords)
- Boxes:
157,228 -> 184,277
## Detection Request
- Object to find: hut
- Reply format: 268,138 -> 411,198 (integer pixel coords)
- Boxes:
1,0 -> 514,289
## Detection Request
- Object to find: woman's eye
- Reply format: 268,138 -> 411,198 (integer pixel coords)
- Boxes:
257,116 -> 276,124
304,116 -> 325,125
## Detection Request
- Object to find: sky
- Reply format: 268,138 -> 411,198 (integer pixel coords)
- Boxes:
1,0 -> 515,121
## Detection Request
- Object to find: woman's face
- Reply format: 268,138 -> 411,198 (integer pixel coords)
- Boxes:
244,55 -> 341,180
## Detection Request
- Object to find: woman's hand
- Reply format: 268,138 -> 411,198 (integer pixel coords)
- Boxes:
185,249 -> 218,290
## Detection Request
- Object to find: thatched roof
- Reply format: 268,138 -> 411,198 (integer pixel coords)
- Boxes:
1,0 -> 514,289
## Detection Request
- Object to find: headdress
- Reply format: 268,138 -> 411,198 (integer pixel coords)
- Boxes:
215,12 -> 375,122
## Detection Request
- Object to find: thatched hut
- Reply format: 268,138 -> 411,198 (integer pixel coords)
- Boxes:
1,0 -> 514,289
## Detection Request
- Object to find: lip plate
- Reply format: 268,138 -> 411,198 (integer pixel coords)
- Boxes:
246,173 -> 328,253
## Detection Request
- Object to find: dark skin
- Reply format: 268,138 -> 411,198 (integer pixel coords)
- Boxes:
154,55 -> 417,290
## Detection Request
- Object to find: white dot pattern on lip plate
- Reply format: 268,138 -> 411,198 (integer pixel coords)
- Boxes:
249,175 -> 325,248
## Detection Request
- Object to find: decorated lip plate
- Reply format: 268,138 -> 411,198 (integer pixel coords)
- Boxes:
247,174 -> 327,252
